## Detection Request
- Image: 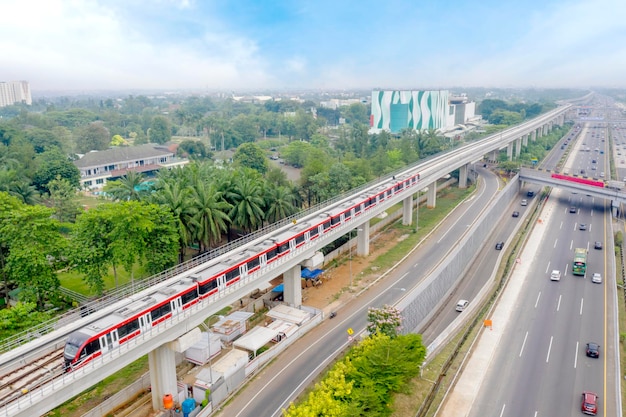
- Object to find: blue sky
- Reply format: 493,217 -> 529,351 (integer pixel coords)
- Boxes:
2,0 -> 625,92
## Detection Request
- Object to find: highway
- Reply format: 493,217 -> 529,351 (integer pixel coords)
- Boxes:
214,165 -> 507,417
468,111 -> 620,415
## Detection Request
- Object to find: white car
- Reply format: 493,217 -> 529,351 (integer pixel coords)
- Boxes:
456,299 -> 469,312
592,273 -> 602,284
550,270 -> 561,281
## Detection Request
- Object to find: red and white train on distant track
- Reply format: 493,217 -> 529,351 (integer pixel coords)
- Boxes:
64,171 -> 423,370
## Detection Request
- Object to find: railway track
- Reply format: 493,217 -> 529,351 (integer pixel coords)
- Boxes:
0,350 -> 64,408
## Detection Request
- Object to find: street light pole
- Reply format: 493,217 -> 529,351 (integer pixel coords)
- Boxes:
349,230 -> 353,289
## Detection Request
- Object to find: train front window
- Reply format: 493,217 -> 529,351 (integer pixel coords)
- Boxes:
64,343 -> 79,358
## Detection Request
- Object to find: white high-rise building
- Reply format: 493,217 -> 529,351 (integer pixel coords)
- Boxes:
0,81 -> 32,107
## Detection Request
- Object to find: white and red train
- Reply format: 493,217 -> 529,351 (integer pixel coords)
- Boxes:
63,171 -> 422,370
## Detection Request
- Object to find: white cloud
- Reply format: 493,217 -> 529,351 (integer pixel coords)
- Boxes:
1,0 -> 274,90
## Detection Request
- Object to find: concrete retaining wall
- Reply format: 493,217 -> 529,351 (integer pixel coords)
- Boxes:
397,175 -> 521,334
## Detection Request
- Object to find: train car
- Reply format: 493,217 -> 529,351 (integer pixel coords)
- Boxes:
551,173 -> 605,188
62,168 -> 424,371
64,278 -> 198,370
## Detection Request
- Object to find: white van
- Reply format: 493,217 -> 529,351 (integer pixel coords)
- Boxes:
550,270 -> 561,281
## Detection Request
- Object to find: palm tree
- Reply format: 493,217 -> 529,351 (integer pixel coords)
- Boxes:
104,171 -> 146,201
150,180 -> 194,262
225,173 -> 265,234
264,184 -> 297,224
190,181 -> 231,251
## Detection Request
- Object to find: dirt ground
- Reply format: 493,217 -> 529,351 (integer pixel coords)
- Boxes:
300,227 -> 405,311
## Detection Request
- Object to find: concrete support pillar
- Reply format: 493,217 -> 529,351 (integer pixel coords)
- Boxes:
283,265 -> 302,308
531,130 -> 537,142
491,150 -> 499,162
356,224 -> 370,256
402,195 -> 413,225
149,344 -> 178,411
515,138 -> 522,158
458,164 -> 468,188
507,142 -> 513,160
537,127 -> 543,138
522,134 -> 528,146
612,204 -> 618,218
427,181 -> 437,208
543,124 -> 548,135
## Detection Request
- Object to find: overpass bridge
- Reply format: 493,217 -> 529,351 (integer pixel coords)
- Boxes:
0,104 -> 574,417
519,167 -> 626,213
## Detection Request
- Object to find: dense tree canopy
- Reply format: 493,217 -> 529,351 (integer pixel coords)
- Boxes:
233,142 -> 269,174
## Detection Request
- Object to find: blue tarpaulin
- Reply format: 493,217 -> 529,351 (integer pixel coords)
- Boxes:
301,268 -> 323,279
272,284 -> 284,292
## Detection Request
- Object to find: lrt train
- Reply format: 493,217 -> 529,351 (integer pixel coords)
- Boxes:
63,171 -> 422,371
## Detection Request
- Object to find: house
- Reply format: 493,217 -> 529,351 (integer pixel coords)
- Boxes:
73,143 -> 189,190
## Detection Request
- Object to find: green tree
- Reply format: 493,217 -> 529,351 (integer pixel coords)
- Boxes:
263,184 -> 297,224
281,141 -> 313,168
366,305 -> 402,338
150,179 -> 194,262
48,176 -> 82,222
75,121 -> 110,153
231,114 -> 259,145
190,181 -> 231,251
2,202 -> 66,308
178,140 -> 209,160
71,203 -> 119,293
342,103 -> 370,124
0,302 -> 53,340
149,116 -> 171,144
233,142 -> 269,174
103,171 -> 146,201
32,148 -> 81,195
225,172 -> 265,233
25,128 -> 64,153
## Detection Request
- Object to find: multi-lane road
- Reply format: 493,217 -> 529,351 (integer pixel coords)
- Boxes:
469,112 -> 621,416
215,105 -> 626,417
214,163 -> 508,417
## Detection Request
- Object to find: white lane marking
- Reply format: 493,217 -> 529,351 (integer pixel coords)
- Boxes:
565,263 -> 569,275
546,336 -> 553,363
534,412 -> 538,417
553,238 -> 558,248
580,298 -> 584,315
545,263 -> 550,274
559,220 -> 563,229
557,294 -> 562,311
569,240 -> 573,250
589,223 -> 592,232
535,292 -> 541,308
499,404 -> 506,417
574,341 -> 579,369
519,331 -> 529,357
574,223 -> 578,231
